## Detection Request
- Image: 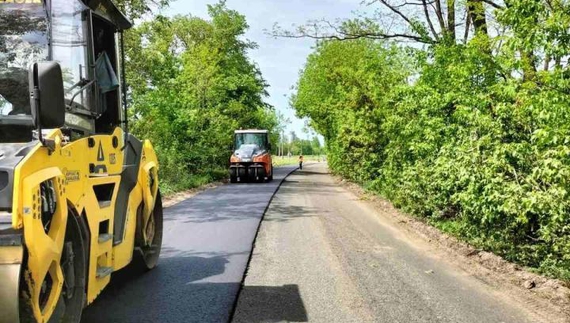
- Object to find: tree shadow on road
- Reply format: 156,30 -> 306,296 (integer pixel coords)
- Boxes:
164,182 -> 281,224
294,170 -> 330,176
262,204 -> 319,223
281,175 -> 340,195
160,246 -> 249,259
232,284 -> 308,323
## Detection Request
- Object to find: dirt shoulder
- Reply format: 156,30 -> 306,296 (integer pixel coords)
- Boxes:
336,175 -> 570,322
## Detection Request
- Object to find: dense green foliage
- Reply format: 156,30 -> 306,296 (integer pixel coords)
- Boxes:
125,4 -> 278,194
292,3 -> 570,280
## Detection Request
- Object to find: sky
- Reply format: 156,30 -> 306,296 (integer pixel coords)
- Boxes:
164,0 -> 364,140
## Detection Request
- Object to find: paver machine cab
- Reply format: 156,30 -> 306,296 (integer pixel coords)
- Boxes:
229,130 -> 273,183
0,1 -> 163,322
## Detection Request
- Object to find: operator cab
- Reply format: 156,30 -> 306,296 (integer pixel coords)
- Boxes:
0,0 -> 131,142
234,130 -> 270,152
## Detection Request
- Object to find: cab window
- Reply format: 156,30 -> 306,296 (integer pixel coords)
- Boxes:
51,0 -> 92,112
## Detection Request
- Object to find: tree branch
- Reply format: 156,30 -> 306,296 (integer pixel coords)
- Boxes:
375,0 -> 437,43
274,30 -> 432,43
392,0 -> 436,8
482,0 -> 504,9
376,0 -> 417,29
422,0 -> 440,40
434,0 -> 447,31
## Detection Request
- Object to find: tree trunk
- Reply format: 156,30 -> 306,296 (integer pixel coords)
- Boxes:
447,0 -> 456,41
468,0 -> 488,36
464,8 -> 471,43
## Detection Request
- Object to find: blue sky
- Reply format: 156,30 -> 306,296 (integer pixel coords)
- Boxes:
164,0 -> 363,139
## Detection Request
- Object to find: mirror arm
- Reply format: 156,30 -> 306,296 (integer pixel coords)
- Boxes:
65,78 -> 89,94
68,79 -> 95,107
31,87 -> 56,154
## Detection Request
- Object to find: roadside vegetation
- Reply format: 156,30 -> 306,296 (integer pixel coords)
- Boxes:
290,1 -> 570,281
115,0 -> 280,195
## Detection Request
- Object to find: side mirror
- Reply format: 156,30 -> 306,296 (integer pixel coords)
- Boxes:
268,143 -> 272,151
29,62 -> 65,129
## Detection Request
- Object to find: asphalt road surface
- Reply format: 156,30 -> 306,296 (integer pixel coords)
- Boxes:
233,163 -> 544,323
81,166 -> 297,323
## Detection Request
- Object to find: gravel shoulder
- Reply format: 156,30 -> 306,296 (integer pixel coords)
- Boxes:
233,163 -> 568,323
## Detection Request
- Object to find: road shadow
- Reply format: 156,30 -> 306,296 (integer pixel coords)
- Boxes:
232,284 -> 308,323
294,170 -> 330,176
160,246 -> 249,259
81,250 -> 237,323
263,203 -> 319,223
259,169 -> 339,223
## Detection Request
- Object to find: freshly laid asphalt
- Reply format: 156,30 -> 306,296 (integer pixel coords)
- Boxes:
81,166 -> 297,323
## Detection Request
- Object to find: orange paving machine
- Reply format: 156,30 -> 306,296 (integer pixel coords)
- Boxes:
229,130 -> 273,183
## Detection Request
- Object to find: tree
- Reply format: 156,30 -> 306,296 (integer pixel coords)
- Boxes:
127,2 -> 279,193
311,136 -> 322,155
290,1 -> 570,281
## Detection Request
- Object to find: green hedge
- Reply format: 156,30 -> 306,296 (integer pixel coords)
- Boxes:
293,38 -> 570,281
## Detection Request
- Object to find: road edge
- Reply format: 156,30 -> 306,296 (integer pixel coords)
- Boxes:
162,181 -> 225,208
227,165 -> 299,323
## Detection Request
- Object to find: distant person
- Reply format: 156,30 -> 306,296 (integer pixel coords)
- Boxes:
299,155 -> 303,170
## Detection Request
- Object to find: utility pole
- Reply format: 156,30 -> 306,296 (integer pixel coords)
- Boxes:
281,131 -> 284,158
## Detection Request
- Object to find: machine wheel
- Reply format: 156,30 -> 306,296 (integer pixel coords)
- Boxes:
58,214 -> 88,323
248,168 -> 257,182
134,190 -> 164,271
229,168 -> 237,183
238,167 -> 247,183
257,168 -> 267,183
268,165 -> 274,181
20,212 -> 88,323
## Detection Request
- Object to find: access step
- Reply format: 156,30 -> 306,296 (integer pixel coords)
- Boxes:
98,233 -> 113,243
96,266 -> 113,279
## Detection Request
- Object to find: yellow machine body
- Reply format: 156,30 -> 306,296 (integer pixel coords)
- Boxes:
0,127 -> 159,322
0,1 -> 163,321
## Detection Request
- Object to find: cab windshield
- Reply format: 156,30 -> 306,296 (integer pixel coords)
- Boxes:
235,133 -> 268,150
0,1 -> 48,118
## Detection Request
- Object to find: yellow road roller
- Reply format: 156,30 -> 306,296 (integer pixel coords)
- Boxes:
0,0 -> 163,321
